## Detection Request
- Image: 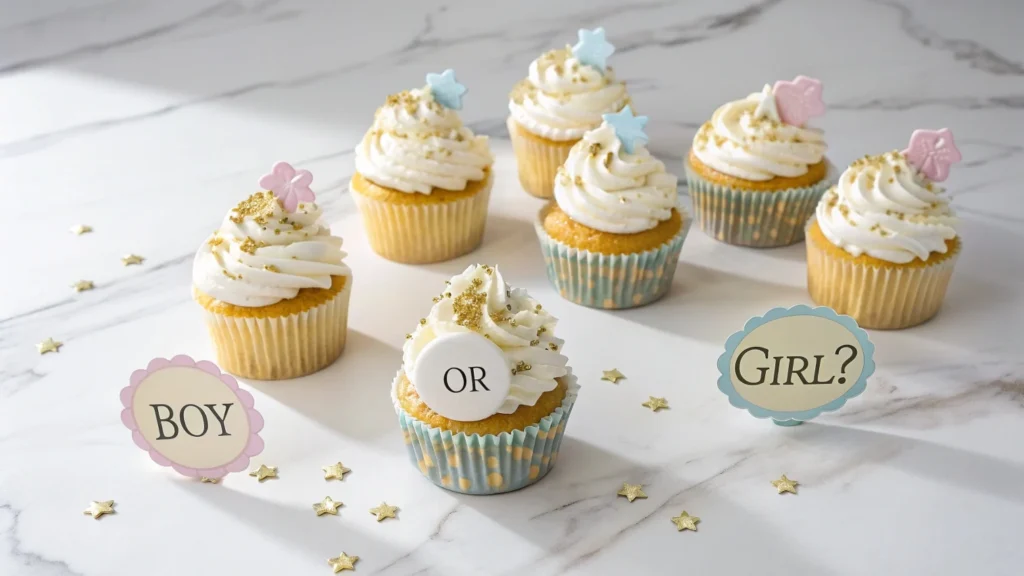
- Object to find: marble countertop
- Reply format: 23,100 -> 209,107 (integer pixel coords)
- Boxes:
3,0 -> 1023,574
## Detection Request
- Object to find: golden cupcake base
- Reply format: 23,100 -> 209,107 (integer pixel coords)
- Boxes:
507,117 -> 577,199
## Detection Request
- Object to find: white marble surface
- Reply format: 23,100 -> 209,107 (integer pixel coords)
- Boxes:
2,0 -> 1023,574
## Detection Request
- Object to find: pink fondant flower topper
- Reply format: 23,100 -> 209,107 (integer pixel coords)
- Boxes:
902,128 -> 961,182
772,76 -> 825,127
259,161 -> 315,212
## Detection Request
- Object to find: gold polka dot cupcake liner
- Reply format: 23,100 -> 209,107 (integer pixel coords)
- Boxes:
685,160 -> 834,247
806,220 -> 960,329
534,215 -> 690,309
392,370 -> 579,495
351,174 -> 492,264
506,117 -> 577,199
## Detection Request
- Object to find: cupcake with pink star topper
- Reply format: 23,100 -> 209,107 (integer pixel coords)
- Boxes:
806,129 -> 962,329
192,161 -> 352,379
685,76 -> 834,247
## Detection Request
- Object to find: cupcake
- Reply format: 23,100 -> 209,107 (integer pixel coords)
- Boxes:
193,161 -> 352,380
507,27 -> 631,199
535,106 -> 689,309
393,264 -> 578,495
807,129 -> 962,329
685,76 -> 832,247
351,69 -> 495,264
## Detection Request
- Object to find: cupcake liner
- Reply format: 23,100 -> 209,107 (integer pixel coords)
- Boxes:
351,174 -> 492,264
534,212 -> 690,309
685,159 -> 833,247
200,280 -> 351,380
806,221 -> 960,330
392,370 -> 579,495
507,117 -> 577,199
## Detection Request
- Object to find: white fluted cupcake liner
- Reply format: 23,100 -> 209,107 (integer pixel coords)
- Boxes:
507,117 -> 577,199
351,173 -> 492,264
392,370 -> 579,495
806,221 -> 960,329
199,279 -> 351,380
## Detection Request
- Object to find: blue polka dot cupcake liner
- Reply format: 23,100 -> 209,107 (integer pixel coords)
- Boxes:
534,211 -> 690,310
684,158 -> 834,248
392,370 -> 579,495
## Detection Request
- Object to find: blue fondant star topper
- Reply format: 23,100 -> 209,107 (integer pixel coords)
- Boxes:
602,105 -> 649,154
425,69 -> 467,110
572,27 -> 615,74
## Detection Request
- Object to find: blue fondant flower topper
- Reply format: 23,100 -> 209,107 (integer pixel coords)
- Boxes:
425,69 -> 467,110
571,27 -> 615,74
602,105 -> 649,154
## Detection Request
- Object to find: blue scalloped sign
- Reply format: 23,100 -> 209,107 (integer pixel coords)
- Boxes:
717,305 -> 875,426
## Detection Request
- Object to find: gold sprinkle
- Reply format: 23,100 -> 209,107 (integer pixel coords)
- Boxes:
419,318 -> 427,325
222,270 -> 238,280
263,264 -> 279,273
405,334 -> 412,339
432,297 -> 440,303
535,304 -> 542,311
509,318 -> 518,327
549,343 -> 558,351
121,254 -> 144,266
231,191 -> 280,225
274,229 -> 281,235
71,280 -> 94,292
452,284 -> 487,330
574,175 -> 584,188
515,361 -> 531,373
537,326 -> 547,335
207,236 -> 224,248
70,224 -> 93,235
588,142 -> 602,156
530,339 -> 540,346
239,237 -> 267,255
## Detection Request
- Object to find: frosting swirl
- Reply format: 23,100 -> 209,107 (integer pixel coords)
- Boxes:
692,85 -> 827,181
508,48 -> 630,141
355,87 -> 493,194
403,265 -> 568,415
553,122 -> 678,234
815,151 -> 958,264
193,192 -> 351,307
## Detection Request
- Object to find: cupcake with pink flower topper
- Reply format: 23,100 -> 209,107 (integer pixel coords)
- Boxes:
685,76 -> 834,247
806,129 -> 962,329
192,161 -> 352,380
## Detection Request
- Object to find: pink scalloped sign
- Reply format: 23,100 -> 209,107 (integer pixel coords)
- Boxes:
120,355 -> 265,479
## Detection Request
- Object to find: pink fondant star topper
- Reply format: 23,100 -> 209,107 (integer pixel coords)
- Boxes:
772,76 -> 825,126
258,161 -> 315,212
902,128 -> 961,182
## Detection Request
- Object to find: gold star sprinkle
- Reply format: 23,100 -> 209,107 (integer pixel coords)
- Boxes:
71,280 -> 94,292
771,474 -> 799,495
601,369 -> 626,384
83,500 -> 115,519
369,502 -> 398,522
327,552 -> 359,573
671,511 -> 700,532
322,462 -> 351,481
36,338 -> 62,355
70,224 -> 93,235
617,483 -> 647,502
121,254 -> 144,266
200,477 -> 220,484
313,496 -> 342,517
642,397 -> 669,412
248,464 -> 278,482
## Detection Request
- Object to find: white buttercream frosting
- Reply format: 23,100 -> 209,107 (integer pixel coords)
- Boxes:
692,85 -> 827,181
815,151 -> 958,264
403,265 -> 569,415
355,87 -> 493,194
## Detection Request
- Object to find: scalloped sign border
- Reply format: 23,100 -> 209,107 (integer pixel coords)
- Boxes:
120,355 -> 265,479
716,305 -> 875,425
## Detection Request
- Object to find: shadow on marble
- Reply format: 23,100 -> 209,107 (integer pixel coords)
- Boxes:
421,213 -> 547,281
247,330 -> 401,442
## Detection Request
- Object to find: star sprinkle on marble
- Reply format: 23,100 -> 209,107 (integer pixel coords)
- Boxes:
37,337 -> 62,355
642,396 -> 669,412
602,105 -> 649,154
425,69 -> 467,110
772,75 -> 825,127
617,483 -> 647,502
903,128 -> 962,182
121,254 -> 144,266
572,27 -> 615,73
601,369 -> 626,384
249,464 -> 278,482
369,502 -> 399,522
83,500 -> 115,519
328,552 -> 359,573
671,511 -> 700,532
70,224 -> 93,235
313,496 -> 343,517
323,462 -> 351,481
771,474 -> 799,495
71,280 -> 94,293
200,477 -> 220,484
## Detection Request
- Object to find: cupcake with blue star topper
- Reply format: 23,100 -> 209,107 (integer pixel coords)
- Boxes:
351,69 -> 495,264
535,106 -> 689,309
508,27 -> 631,199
